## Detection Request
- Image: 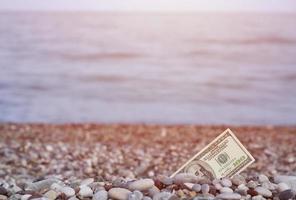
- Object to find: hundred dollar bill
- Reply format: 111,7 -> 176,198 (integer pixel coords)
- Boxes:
171,129 -> 255,179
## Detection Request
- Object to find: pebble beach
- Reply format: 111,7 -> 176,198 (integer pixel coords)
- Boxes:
0,124 -> 296,200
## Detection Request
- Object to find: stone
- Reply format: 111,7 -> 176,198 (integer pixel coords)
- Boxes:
220,187 -> 233,193
251,195 -> 264,200
231,175 -> 246,186
79,186 -> 93,198
26,179 -> 59,191
183,183 -> 194,190
221,178 -> 232,187
258,175 -> 269,183
81,178 -> 94,186
148,186 -> 160,197
277,183 -> 290,192
0,195 -> 7,200
201,184 -> 209,194
43,190 -> 58,200
143,197 -> 152,200
127,191 -> 143,200
192,184 -> 201,192
68,196 -> 79,200
214,183 -> 222,190
108,188 -> 131,200
128,179 -> 154,191
237,184 -> 248,195
152,191 -> 173,200
247,180 -> 258,189
274,176 -> 296,191
216,193 -> 241,199
61,186 -> 75,197
50,183 -> 62,191
20,194 -> 31,200
278,189 -> 294,200
93,190 -> 108,200
255,187 -> 272,198
173,173 -> 199,184
157,176 -> 173,185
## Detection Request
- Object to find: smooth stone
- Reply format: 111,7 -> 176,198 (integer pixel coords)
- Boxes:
221,178 -> 232,187
258,175 -> 269,183
20,194 -> 31,200
231,175 -> 246,186
214,183 -> 223,190
279,189 -> 294,200
79,186 -> 93,198
93,190 -> 108,200
61,186 -> 75,197
127,191 -> 143,200
7,194 -> 22,200
173,173 -> 199,184
0,195 -> 7,200
43,190 -> 58,200
220,187 -> 233,193
192,184 -> 201,192
81,178 -> 94,186
201,184 -> 209,194
158,176 -> 173,185
148,186 -> 160,197
216,193 -> 241,200
278,183 -> 291,192
262,182 -> 277,191
108,188 -> 131,200
274,176 -> 296,191
50,183 -> 62,191
255,187 -> 272,198
193,195 -> 215,200
184,183 -> 194,190
0,187 -> 7,196
152,191 -> 172,200
251,195 -> 265,200
26,179 -> 59,191
247,181 -> 258,189
128,179 -> 154,191
237,184 -> 248,195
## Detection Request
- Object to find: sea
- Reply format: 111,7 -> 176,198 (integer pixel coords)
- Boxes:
0,12 -> 296,125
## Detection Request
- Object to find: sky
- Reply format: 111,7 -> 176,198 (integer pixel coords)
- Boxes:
1,0 -> 296,12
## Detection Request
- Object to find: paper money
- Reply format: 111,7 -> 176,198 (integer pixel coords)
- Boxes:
171,128 -> 255,179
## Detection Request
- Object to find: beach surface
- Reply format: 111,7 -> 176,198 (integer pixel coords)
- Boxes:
1,124 -> 295,182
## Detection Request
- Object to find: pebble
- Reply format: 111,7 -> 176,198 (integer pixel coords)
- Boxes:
152,191 -> 172,200
157,176 -> 173,185
143,197 -> 152,200
21,194 -> 31,200
220,187 -> 233,193
43,190 -> 58,200
254,187 -> 272,198
277,182 -> 290,192
231,175 -> 246,186
127,190 -> 143,200
0,187 -> 7,196
128,179 -> 154,191
26,179 -> 58,191
251,195 -> 265,200
79,186 -> 93,198
61,186 -> 75,197
81,178 -> 94,186
192,184 -> 201,192
148,186 -> 160,197
173,173 -> 199,184
258,174 -> 269,183
247,180 -> 258,189
278,189 -> 294,200
108,188 -> 131,200
93,190 -> 108,200
216,193 -> 241,199
221,178 -> 232,187
201,184 -> 209,194
0,195 -> 7,200
237,184 -> 248,195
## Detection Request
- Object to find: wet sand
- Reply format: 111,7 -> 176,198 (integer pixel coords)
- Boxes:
0,124 -> 295,181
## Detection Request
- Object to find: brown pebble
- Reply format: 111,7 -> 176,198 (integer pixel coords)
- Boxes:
154,179 -> 165,190
104,184 -> 113,191
247,188 -> 259,196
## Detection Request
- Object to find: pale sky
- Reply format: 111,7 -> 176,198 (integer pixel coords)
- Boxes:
1,0 -> 296,12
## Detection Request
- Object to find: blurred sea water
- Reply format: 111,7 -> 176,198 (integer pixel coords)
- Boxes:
0,12 -> 296,125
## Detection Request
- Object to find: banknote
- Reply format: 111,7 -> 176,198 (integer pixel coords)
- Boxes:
171,128 -> 255,179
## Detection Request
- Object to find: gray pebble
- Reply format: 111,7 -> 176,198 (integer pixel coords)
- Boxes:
152,191 -> 172,200
201,184 -> 209,194
108,188 -> 131,200
81,178 -> 94,186
279,189 -> 294,200
93,190 -> 108,200
129,179 -> 154,191
79,186 -> 93,198
221,178 -> 232,187
255,187 -> 272,198
247,180 -> 258,189
61,186 -> 75,197
220,187 -> 233,193
231,175 -> 246,186
143,197 -> 152,200
148,186 -> 160,197
258,175 -> 269,183
216,193 -> 241,199
277,182 -> 290,192
127,190 -> 143,200
173,173 -> 199,184
158,176 -> 173,185
251,195 -> 265,200
192,184 -> 201,192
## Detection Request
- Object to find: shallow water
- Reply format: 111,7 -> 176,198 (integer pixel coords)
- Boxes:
0,12 -> 296,124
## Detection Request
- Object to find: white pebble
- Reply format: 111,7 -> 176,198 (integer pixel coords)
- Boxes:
192,184 -> 201,192
201,184 -> 209,194
61,186 -> 75,197
216,193 -> 241,199
221,178 -> 232,187
255,186 -> 272,198
108,188 -> 131,200
81,178 -> 94,186
277,182 -> 290,192
79,186 -> 93,198
93,190 -> 108,200
258,175 -> 269,183
173,173 -> 199,184
128,179 -> 154,191
220,187 -> 233,193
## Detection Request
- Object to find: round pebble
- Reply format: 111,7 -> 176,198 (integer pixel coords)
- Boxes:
192,184 -> 201,192
231,175 -> 245,186
108,188 -> 131,200
80,178 -> 94,186
201,184 -> 209,194
255,186 -> 272,198
258,174 -> 269,183
127,190 -> 143,200
61,186 -> 75,197
128,179 -> 154,191
221,178 -> 232,187
173,173 -> 199,184
157,176 -> 173,185
79,186 -> 93,198
43,190 -> 58,200
93,190 -> 108,200
220,187 -> 233,193
0,195 -> 7,200
277,182 -> 290,192
152,191 -> 172,200
216,193 -> 241,200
